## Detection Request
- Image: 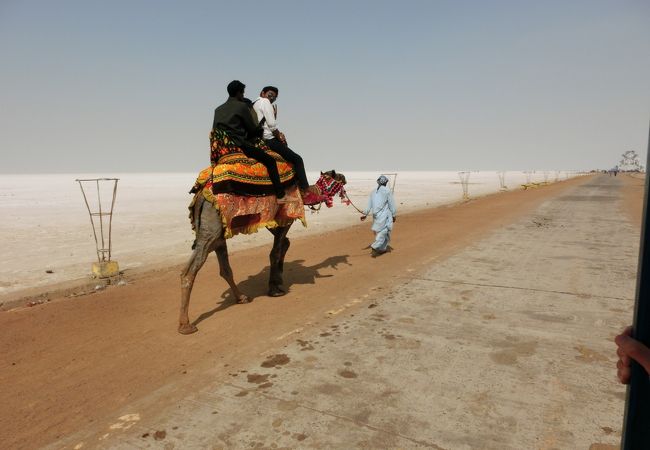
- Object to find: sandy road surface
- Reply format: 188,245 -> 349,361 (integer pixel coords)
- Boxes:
0,174 -> 640,449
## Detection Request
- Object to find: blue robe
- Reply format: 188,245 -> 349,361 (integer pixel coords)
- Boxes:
363,185 -> 397,252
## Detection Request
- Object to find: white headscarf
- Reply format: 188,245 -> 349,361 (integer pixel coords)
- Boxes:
376,175 -> 389,191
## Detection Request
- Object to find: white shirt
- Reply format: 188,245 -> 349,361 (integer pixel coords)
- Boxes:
253,97 -> 278,140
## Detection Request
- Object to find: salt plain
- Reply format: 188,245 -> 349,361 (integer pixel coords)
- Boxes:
0,170 -> 579,297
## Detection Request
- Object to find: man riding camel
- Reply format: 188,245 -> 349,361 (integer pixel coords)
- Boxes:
212,80 -> 288,201
253,85 -> 319,204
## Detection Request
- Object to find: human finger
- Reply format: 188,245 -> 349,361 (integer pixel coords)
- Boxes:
616,334 -> 650,375
618,364 -> 631,384
617,346 -> 631,365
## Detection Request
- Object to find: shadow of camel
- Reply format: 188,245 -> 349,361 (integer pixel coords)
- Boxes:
192,254 -> 350,327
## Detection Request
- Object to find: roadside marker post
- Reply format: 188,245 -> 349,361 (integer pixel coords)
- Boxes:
458,171 -> 470,200
76,178 -> 120,279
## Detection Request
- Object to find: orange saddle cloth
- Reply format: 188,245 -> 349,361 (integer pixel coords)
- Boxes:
207,128 -> 297,197
189,130 -> 306,238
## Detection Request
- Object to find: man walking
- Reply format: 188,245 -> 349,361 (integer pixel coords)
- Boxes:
253,86 -> 317,202
361,175 -> 397,257
212,80 -> 287,200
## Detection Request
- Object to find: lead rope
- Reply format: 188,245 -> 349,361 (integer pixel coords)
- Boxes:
306,174 -> 366,214
342,191 -> 366,214
307,189 -> 365,215
307,202 -> 323,212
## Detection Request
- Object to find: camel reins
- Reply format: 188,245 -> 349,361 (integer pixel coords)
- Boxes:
342,191 -> 366,214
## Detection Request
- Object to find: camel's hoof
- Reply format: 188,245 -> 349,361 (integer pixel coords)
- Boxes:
178,324 -> 198,335
268,287 -> 287,297
236,295 -> 251,304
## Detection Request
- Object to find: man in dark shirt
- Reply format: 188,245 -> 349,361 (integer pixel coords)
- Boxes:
212,80 -> 287,200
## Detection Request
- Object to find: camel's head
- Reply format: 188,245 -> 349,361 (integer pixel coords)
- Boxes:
309,170 -> 348,209
320,170 -> 346,185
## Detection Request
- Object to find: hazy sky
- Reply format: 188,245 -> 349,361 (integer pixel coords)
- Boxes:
1,0 -> 649,173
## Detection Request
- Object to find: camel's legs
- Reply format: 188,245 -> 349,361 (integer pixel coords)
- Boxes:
179,197 -> 223,334
179,235 -> 217,334
214,239 -> 250,304
268,225 -> 291,296
278,227 -> 291,272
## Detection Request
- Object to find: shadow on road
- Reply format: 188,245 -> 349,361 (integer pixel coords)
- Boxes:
192,254 -> 351,327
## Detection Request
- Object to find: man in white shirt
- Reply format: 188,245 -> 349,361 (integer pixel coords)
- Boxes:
253,86 -> 314,200
360,175 -> 397,257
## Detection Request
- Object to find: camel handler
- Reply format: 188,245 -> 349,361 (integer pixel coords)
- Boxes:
212,80 -> 288,201
360,175 -> 397,257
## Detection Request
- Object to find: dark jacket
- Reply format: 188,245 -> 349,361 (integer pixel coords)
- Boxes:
212,97 -> 262,147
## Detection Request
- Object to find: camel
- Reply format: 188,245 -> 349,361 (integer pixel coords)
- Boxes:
178,170 -> 346,334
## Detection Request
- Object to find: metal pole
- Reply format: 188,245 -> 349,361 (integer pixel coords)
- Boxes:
622,122 -> 650,449
96,179 -> 106,261
107,179 -> 118,260
77,180 -> 101,263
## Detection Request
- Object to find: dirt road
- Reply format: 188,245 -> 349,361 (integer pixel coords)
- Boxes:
0,174 -> 640,449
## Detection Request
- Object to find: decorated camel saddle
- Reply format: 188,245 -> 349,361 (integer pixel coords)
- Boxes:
189,129 -> 348,238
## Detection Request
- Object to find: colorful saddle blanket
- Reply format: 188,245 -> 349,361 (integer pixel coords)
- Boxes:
189,170 -> 306,239
188,128 -> 306,238
207,128 -> 296,196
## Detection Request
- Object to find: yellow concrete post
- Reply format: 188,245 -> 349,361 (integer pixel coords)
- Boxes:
92,261 -> 120,278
